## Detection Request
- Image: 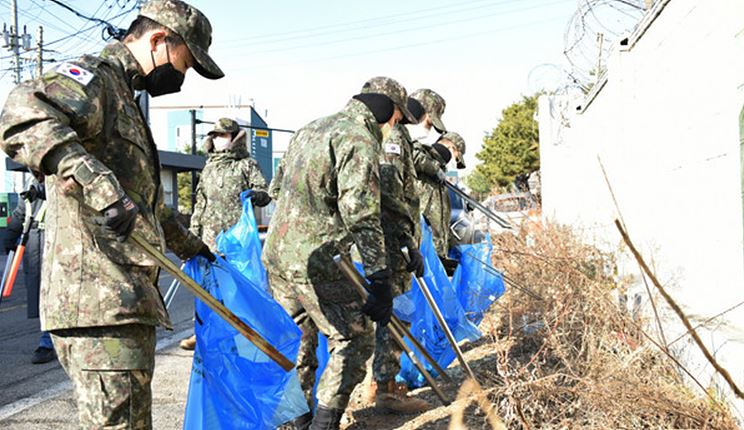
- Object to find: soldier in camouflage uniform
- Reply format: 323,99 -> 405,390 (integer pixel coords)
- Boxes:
263,77 -> 416,430
0,1 -> 222,428
408,89 -> 453,258
371,99 -> 430,414
190,118 -> 270,250
179,117 -> 270,350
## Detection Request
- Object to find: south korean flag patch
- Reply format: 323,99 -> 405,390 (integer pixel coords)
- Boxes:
56,63 -> 94,86
384,143 -> 401,155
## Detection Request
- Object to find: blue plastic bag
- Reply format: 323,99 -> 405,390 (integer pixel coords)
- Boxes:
183,194 -> 308,429
215,190 -> 267,290
395,220 -> 482,388
449,234 -> 506,325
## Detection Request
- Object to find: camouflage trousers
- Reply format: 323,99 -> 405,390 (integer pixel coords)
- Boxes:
372,268 -> 412,383
268,273 -> 374,411
51,324 -> 156,430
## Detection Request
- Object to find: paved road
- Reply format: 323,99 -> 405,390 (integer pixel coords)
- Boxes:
0,253 -> 197,427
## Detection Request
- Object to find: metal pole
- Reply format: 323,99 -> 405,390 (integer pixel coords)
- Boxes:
333,255 -> 451,405
402,247 -> 482,383
11,0 -> 20,84
130,232 -> 295,371
337,254 -> 453,384
445,182 -> 513,229
189,109 -> 197,211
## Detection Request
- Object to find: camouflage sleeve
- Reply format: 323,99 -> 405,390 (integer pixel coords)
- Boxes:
189,177 -> 206,238
412,142 -> 442,181
403,140 -> 420,245
0,70 -> 124,212
335,130 -> 387,276
380,132 -> 416,247
242,158 -> 268,192
158,187 -> 205,259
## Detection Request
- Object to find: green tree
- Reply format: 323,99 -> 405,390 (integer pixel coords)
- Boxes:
476,95 -> 540,188
178,143 -> 206,214
463,169 -> 493,201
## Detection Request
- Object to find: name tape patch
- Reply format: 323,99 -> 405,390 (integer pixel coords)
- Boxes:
384,143 -> 401,155
56,63 -> 94,86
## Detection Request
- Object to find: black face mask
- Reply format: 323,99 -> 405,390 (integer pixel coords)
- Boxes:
144,46 -> 185,97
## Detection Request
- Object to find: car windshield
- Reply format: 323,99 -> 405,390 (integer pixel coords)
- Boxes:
493,197 -> 527,212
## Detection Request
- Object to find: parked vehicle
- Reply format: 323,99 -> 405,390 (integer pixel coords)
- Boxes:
480,192 -> 540,234
448,185 -> 486,246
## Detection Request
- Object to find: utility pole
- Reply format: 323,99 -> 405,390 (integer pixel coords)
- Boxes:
10,0 -> 20,84
35,25 -> 42,76
190,109 -> 198,211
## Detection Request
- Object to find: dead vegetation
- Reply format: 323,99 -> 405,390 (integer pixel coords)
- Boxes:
479,223 -> 740,429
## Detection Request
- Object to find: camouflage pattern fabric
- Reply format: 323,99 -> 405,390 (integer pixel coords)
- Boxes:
262,98 -> 387,283
412,141 -> 451,257
190,129 -> 268,249
361,76 -> 417,123
410,89 -> 447,132
269,273 -> 374,411
138,0 -> 223,79
0,40 -> 204,332
372,268 -> 411,383
51,324 -> 156,429
439,131 -> 467,169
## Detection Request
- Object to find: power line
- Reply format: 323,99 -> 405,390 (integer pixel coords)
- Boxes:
45,0 -> 128,40
221,0 -> 572,57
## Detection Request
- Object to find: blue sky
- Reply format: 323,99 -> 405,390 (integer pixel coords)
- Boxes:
0,0 -> 580,170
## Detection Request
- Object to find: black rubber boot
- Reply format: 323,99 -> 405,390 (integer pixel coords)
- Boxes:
282,412 -> 312,430
309,406 -> 343,430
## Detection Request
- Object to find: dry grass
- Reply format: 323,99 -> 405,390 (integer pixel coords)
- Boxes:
479,223 -> 741,430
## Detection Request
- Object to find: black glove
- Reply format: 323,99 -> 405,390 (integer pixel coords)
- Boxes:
405,245 -> 425,278
197,243 -> 216,262
251,190 -> 272,208
95,195 -> 138,242
20,184 -> 45,202
434,169 -> 448,185
362,269 -> 393,326
440,256 -> 459,276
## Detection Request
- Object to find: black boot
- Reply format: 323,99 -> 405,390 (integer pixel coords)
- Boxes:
309,406 -> 343,430
278,412 -> 312,430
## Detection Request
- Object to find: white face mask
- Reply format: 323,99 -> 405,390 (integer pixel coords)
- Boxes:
213,136 -> 231,151
406,123 -> 431,142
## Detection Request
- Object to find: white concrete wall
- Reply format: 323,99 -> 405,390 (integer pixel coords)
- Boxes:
539,0 -> 744,415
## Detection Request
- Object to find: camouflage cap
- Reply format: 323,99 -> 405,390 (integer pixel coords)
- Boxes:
361,77 -> 417,123
410,89 -> 446,133
439,131 -> 466,169
208,118 -> 240,135
139,0 -> 224,80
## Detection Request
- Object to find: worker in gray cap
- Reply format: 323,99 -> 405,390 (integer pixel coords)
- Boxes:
0,1 -> 222,427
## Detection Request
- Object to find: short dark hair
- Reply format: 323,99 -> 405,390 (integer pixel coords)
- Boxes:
123,16 -> 184,46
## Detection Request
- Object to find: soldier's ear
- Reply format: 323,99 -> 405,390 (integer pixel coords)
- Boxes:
148,30 -> 168,53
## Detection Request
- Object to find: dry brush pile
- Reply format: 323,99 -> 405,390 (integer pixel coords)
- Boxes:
477,223 -> 740,429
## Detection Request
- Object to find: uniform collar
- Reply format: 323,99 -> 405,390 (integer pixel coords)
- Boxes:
100,41 -> 147,92
343,98 -> 383,143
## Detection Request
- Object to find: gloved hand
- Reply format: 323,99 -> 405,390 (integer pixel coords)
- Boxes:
251,190 -> 272,207
404,245 -> 425,278
434,169 -> 447,185
95,195 -> 138,242
20,184 -> 45,202
362,269 -> 393,326
196,243 -> 216,262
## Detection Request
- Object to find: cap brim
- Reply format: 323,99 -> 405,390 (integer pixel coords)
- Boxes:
431,114 -> 446,134
399,103 -> 417,124
456,158 -> 466,169
188,42 -> 224,80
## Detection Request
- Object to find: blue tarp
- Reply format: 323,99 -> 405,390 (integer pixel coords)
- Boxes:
183,193 -> 308,429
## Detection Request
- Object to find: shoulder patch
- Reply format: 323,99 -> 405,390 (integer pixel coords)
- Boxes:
384,143 -> 401,155
56,63 -> 94,86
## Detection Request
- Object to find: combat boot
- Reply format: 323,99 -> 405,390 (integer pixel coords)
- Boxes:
179,335 -> 196,350
278,412 -> 312,430
309,406 -> 343,430
375,380 -> 431,414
